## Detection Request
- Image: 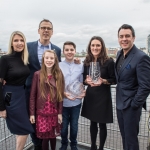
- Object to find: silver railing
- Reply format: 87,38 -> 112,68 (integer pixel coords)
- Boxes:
0,118 -> 32,150
77,86 -> 150,150
0,86 -> 150,150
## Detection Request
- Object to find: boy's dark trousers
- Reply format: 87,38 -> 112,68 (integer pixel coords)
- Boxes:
61,104 -> 81,147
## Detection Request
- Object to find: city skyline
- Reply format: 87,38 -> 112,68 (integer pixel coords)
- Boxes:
0,0 -> 150,52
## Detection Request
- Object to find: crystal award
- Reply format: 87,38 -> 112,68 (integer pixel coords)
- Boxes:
89,62 -> 101,83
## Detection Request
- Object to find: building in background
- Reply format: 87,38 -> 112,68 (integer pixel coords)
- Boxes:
0,49 -> 6,57
107,48 -> 118,57
139,47 -> 147,54
147,35 -> 150,56
61,49 -> 87,57
80,50 -> 86,56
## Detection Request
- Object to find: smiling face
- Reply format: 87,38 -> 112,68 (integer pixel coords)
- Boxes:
38,21 -> 53,44
90,39 -> 102,59
44,52 -> 55,69
12,34 -> 25,52
63,44 -> 76,62
118,29 -> 135,52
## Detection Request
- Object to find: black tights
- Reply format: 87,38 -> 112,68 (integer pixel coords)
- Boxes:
42,138 -> 56,150
90,121 -> 107,150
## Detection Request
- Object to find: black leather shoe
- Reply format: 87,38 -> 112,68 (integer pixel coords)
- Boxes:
34,145 -> 42,150
71,145 -> 78,150
59,145 -> 68,150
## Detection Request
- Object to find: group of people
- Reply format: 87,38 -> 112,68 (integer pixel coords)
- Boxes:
0,19 -> 150,150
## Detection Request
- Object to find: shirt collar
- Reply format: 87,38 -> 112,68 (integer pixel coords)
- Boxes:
38,40 -> 51,49
64,59 -> 74,65
120,45 -> 133,59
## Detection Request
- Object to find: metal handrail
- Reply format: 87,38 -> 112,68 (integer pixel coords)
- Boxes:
0,86 -> 150,150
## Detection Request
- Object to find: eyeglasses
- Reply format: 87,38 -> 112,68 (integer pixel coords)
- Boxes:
40,27 -> 53,30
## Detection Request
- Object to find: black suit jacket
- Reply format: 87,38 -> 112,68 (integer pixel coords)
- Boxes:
115,45 -> 150,110
25,40 -> 61,101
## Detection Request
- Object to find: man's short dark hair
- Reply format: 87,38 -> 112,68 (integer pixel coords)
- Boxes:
63,41 -> 76,50
39,19 -> 53,29
118,24 -> 135,37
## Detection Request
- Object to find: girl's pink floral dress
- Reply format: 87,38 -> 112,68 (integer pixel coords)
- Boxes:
36,75 -> 61,139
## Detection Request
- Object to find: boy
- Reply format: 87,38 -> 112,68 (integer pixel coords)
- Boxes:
59,41 -> 85,150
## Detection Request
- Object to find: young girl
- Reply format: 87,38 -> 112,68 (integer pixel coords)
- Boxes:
29,50 -> 65,150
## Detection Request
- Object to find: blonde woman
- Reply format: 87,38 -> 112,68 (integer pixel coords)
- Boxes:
0,31 -> 33,150
29,50 -> 65,150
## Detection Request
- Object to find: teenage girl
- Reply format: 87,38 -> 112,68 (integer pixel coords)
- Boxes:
29,50 -> 65,150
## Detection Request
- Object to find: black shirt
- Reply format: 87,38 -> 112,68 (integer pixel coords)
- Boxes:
116,49 -> 132,73
0,51 -> 30,110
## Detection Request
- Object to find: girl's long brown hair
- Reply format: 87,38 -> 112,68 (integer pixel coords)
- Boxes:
84,36 -> 109,66
40,50 -> 65,102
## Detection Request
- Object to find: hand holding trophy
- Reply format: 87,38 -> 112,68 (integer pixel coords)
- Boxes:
66,80 -> 85,100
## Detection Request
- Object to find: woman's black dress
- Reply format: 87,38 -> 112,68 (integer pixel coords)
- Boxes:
81,58 -> 116,123
0,51 -> 33,135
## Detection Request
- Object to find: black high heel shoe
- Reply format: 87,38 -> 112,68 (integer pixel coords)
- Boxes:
90,145 -> 97,150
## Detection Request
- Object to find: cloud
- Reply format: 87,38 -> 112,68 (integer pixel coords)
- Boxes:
0,0 -> 150,51
141,0 -> 150,3
51,24 -> 119,51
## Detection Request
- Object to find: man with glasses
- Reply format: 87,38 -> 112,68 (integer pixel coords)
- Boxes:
25,19 -> 61,150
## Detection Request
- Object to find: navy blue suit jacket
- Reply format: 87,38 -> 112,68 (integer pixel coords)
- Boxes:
25,41 -> 61,100
115,45 -> 150,110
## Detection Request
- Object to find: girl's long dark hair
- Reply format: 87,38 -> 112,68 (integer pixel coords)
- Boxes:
84,36 -> 109,66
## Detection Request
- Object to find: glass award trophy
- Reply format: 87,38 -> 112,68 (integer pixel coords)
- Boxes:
89,62 -> 101,83
66,80 -> 84,99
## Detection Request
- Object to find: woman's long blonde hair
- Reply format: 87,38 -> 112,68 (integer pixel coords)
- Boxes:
40,50 -> 65,102
7,31 -> 29,65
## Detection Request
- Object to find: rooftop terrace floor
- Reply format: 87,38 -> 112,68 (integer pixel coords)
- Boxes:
28,139 -> 110,150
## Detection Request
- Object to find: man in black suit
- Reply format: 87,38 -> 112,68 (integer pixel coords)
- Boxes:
115,24 -> 150,150
25,19 -> 61,150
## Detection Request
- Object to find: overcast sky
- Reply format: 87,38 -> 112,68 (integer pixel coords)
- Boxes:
0,0 -> 150,52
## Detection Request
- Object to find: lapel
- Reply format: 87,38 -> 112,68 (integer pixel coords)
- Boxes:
115,50 -> 121,78
44,76 -> 56,87
33,41 -> 41,69
51,43 -> 55,51
49,77 -> 56,87
118,45 -> 136,78
115,50 -> 121,69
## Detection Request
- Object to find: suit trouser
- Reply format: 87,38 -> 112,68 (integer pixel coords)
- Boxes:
117,106 -> 142,150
